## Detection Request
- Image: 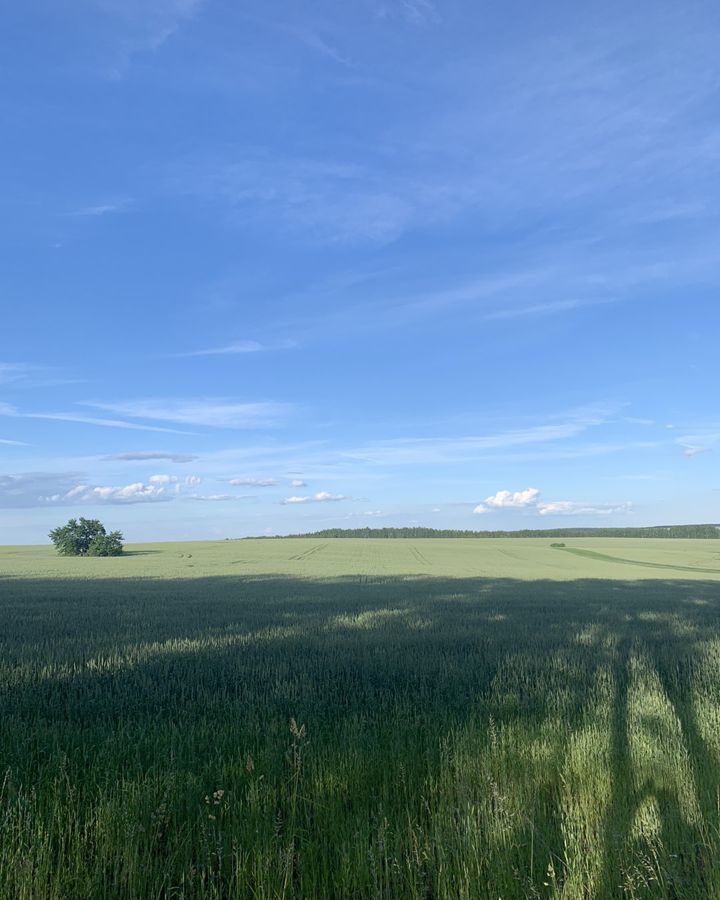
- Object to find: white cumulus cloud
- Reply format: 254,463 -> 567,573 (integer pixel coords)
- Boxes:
473,487 -> 630,518
474,487 -> 540,514
148,473 -> 179,484
58,482 -> 171,504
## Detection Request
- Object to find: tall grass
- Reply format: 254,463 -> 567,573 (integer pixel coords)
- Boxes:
1,542 -> 720,897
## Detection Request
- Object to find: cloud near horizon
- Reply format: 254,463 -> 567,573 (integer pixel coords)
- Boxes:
474,488 -> 540,513
48,481 -> 172,504
229,477 -> 279,486
0,471 -> 209,509
474,488 -> 631,518
537,500 -> 633,516
283,491 -> 346,505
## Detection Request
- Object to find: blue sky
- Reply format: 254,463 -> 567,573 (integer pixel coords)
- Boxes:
1,0 -> 719,543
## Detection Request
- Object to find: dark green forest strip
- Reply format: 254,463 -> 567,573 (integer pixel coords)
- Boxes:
267,524 -> 720,540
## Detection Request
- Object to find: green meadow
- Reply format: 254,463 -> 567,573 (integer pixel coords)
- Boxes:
2,538 -> 720,898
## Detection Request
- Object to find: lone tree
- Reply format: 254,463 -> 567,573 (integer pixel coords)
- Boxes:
49,518 -> 124,557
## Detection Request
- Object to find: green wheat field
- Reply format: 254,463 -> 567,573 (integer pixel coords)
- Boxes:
2,537 -> 720,899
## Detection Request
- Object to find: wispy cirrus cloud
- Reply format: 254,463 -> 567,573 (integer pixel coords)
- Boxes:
343,407 -> 612,465
180,340 -> 265,357
33,413 -> 192,434
168,17 -> 720,257
272,251 -> 699,347
284,25 -> 354,67
375,0 -> 440,25
0,363 -> 39,386
93,0 -> 207,71
676,430 -> 720,458
66,199 -> 134,217
105,451 -> 199,462
178,338 -> 296,357
683,447 -> 711,459
481,297 -> 619,322
0,362 -> 78,389
0,404 -> 192,435
82,398 -> 291,429
170,154 -> 418,244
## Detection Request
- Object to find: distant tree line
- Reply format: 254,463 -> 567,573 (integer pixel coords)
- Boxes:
262,524 -> 720,540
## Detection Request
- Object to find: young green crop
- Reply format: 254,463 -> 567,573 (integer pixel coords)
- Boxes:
1,538 -> 719,898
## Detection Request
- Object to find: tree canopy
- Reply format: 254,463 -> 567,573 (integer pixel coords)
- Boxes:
49,518 -> 124,557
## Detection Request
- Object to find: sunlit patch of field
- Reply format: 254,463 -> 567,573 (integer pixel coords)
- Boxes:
3,536 -> 720,580
1,538 -> 720,898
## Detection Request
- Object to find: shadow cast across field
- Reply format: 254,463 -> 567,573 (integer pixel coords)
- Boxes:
2,572 -> 720,896
121,550 -> 163,556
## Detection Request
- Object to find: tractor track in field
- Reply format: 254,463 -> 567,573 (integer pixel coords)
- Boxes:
409,545 -> 431,566
496,548 -> 524,561
559,547 -> 720,576
289,543 -> 329,561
